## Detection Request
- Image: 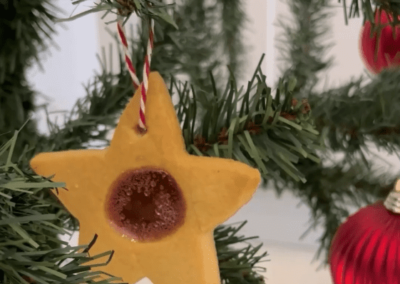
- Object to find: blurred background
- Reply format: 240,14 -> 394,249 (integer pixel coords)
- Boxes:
27,1 -> 399,283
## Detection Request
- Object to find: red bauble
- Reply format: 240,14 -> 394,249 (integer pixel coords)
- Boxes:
329,201 -> 400,284
360,9 -> 400,74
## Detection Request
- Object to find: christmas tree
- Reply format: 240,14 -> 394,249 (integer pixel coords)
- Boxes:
1,0 -> 400,283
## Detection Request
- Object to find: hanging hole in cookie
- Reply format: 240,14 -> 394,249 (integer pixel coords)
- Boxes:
135,124 -> 147,135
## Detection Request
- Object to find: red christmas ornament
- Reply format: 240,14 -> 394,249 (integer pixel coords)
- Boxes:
359,9 -> 400,74
329,180 -> 400,284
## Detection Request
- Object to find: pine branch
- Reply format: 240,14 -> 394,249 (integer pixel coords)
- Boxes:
277,0 -> 333,96
220,0 -> 246,77
174,59 -> 323,183
338,1 -> 400,54
341,0 -> 400,26
100,0 -> 244,91
215,221 -> 267,284
274,157 -> 398,264
95,0 -> 326,187
0,0 -> 58,159
143,0 -> 225,90
0,132 -> 125,284
310,69 -> 400,155
60,0 -> 177,28
30,48 -> 322,184
279,0 -> 400,265
0,1 -> 57,81
300,70 -> 400,261
65,0 -> 249,90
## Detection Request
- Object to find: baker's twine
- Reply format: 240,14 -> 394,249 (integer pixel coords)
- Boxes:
117,16 -> 154,132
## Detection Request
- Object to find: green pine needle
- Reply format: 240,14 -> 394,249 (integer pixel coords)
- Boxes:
0,132 -> 126,284
340,0 -> 400,27
59,0 -> 177,28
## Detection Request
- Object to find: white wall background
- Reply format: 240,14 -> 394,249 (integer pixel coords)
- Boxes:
29,0 -> 99,133
28,1 -> 400,284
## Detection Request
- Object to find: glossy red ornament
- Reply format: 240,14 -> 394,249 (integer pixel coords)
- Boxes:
359,9 -> 400,74
329,201 -> 400,284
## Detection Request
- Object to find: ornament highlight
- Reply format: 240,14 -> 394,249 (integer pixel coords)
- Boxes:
329,180 -> 400,284
30,72 -> 261,284
360,9 -> 400,74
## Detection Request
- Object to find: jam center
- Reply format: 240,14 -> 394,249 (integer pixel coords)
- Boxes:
105,168 -> 186,241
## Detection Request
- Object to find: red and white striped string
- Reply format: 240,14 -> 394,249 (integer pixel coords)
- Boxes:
117,16 -> 155,132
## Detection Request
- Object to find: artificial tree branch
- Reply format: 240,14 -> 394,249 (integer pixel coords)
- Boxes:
174,61 -> 322,183
215,221 -> 267,283
61,0 -> 177,28
31,49 -> 322,184
274,156 -> 399,264
280,0 -> 400,166
0,132 -> 124,284
277,0 -> 333,97
102,0 -> 245,90
220,0 -> 246,78
309,69 -> 400,155
279,0 -> 400,265
0,0 -> 57,160
341,0 -> 400,26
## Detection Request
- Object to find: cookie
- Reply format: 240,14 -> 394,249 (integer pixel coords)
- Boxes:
30,72 -> 260,284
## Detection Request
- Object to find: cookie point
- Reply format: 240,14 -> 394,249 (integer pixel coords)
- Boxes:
147,72 -> 165,87
30,153 -> 46,170
135,125 -> 147,135
148,71 -> 162,81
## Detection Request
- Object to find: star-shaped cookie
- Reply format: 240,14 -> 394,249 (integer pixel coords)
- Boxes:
30,72 -> 261,284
